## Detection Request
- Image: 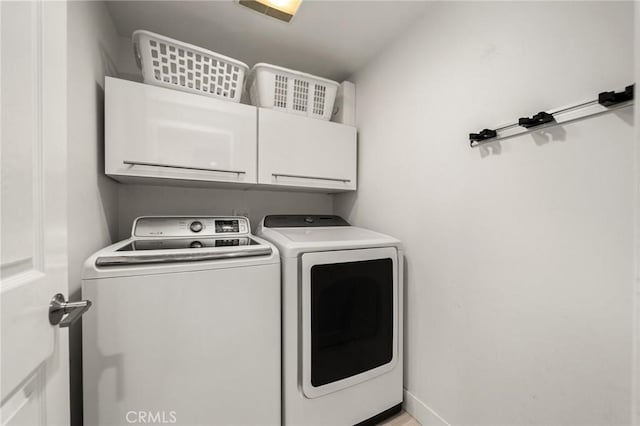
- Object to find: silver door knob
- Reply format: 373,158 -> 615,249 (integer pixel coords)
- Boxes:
49,293 -> 92,328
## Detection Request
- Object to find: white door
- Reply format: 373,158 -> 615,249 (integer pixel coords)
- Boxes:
1,1 -> 73,425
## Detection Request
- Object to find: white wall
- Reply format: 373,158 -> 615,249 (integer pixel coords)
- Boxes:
67,2 -> 121,424
115,35 -> 141,82
117,185 -> 333,239
634,2 -> 640,424
335,2 -> 635,425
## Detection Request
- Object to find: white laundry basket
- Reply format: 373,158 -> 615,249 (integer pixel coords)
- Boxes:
247,63 -> 339,120
133,30 -> 249,102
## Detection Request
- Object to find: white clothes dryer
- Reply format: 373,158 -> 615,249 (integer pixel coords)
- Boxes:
82,216 -> 280,426
256,215 -> 404,426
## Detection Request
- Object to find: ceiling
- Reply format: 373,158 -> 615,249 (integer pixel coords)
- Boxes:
106,1 -> 431,81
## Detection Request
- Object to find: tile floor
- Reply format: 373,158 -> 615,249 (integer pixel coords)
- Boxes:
379,411 -> 420,426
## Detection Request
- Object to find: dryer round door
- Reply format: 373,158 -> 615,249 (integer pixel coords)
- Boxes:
300,247 -> 399,399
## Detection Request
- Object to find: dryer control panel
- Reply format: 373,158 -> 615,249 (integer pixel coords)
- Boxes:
132,216 -> 250,238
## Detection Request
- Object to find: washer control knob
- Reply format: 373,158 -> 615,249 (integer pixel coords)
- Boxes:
190,221 -> 203,233
190,241 -> 203,249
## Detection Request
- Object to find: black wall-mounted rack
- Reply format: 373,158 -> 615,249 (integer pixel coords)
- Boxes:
469,84 -> 634,148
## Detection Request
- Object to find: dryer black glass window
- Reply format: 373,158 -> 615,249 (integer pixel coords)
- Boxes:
310,258 -> 393,387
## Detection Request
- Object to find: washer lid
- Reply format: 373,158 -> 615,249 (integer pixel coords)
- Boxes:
95,237 -> 271,266
276,226 -> 381,243
257,224 -> 401,257
82,233 -> 279,280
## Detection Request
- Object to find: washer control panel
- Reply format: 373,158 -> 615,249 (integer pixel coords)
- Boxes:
189,221 -> 204,233
133,216 -> 250,238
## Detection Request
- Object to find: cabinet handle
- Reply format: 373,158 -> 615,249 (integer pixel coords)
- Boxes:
272,173 -> 351,183
124,160 -> 246,175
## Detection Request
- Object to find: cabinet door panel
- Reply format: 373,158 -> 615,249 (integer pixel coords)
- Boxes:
258,109 -> 356,191
106,77 -> 257,184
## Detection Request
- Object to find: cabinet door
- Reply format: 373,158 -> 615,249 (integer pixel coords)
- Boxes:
258,109 -> 357,191
106,77 -> 257,184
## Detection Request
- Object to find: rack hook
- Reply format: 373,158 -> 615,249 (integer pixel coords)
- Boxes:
518,111 -> 555,129
598,84 -> 634,107
469,128 -> 497,146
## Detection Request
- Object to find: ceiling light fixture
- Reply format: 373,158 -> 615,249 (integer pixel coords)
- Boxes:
238,0 -> 302,23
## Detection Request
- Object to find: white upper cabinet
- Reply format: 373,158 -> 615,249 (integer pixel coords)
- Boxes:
105,77 -> 357,192
105,77 -> 257,185
258,108 -> 357,191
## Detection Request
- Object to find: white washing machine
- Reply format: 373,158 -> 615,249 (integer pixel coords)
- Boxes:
256,215 -> 403,426
82,216 -> 280,426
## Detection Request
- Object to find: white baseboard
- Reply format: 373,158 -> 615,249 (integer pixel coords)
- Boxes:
403,389 -> 451,426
